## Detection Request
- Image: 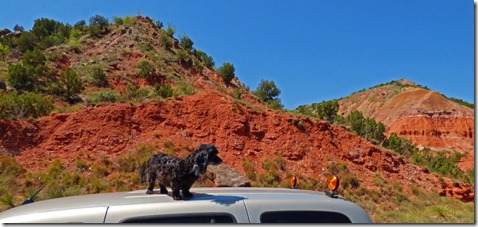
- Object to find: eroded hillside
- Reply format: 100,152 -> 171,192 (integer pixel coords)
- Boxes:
338,79 -> 474,170
1,91 -> 473,203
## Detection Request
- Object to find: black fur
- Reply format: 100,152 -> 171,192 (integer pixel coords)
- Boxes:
139,144 -> 222,200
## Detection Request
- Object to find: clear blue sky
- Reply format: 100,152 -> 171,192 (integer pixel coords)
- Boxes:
1,0 -> 474,109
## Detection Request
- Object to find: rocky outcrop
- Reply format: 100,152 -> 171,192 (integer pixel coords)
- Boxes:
206,164 -> 251,187
440,178 -> 474,203
0,28 -> 11,36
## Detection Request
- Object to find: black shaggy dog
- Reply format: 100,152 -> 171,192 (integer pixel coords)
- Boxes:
139,144 -> 222,200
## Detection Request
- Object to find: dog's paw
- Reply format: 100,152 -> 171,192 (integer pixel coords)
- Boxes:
172,195 -> 183,200
160,189 -> 168,194
146,190 -> 154,194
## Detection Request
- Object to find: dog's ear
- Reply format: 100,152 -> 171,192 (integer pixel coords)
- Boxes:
191,151 -> 209,176
197,151 -> 209,166
206,145 -> 218,155
191,163 -> 199,175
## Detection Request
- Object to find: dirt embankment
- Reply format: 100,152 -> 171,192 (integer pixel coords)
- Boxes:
1,91 -> 473,202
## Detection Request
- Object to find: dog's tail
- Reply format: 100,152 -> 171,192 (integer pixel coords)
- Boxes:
139,162 -> 147,182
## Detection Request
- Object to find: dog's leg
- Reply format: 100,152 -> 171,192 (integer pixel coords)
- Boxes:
171,186 -> 182,200
159,185 -> 168,194
182,187 -> 194,198
146,172 -> 155,194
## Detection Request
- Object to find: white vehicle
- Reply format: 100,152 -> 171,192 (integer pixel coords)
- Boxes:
0,176 -> 372,223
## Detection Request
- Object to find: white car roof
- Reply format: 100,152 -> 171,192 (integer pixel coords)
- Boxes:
0,187 -> 372,223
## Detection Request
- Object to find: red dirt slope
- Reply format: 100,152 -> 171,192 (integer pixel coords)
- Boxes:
2,91 -> 473,202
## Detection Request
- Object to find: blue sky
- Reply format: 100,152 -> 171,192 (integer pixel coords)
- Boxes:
1,0 -> 474,109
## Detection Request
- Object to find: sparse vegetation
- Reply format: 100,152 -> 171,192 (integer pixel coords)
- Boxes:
447,97 -> 474,108
384,133 -> 472,183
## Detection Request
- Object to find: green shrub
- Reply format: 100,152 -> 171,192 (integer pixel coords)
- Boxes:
8,48 -> 49,92
68,38 -> 81,53
175,49 -> 191,63
92,163 -> 109,178
28,18 -> 71,50
70,21 -> 87,39
242,158 -> 256,181
123,16 -> 135,27
75,159 -> 88,173
0,91 -> 53,119
231,87 -> 245,99
43,160 -> 64,182
159,32 -> 173,50
88,177 -> 110,193
89,15 -> 109,37
347,110 -> 364,135
267,99 -> 284,111
69,28 -> 83,39
0,43 -> 10,60
179,33 -> 194,52
58,68 -> 83,102
165,24 -> 176,37
91,66 -> 108,87
136,59 -> 156,78
0,156 -> 23,173
194,50 -> 215,68
155,20 -> 164,29
218,62 -> 235,85
126,83 -> 150,99
112,16 -> 124,25
15,32 -> 38,53
154,83 -> 173,98
86,90 -> 121,104
315,100 -> 339,123
343,110 -> 386,144
0,193 -> 15,208
7,63 -> 33,91
384,133 -> 417,157
23,48 -> 46,67
255,79 -> 281,103
173,80 -> 196,97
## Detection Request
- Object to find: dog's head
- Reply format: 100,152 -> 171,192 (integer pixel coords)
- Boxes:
190,144 -> 222,177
